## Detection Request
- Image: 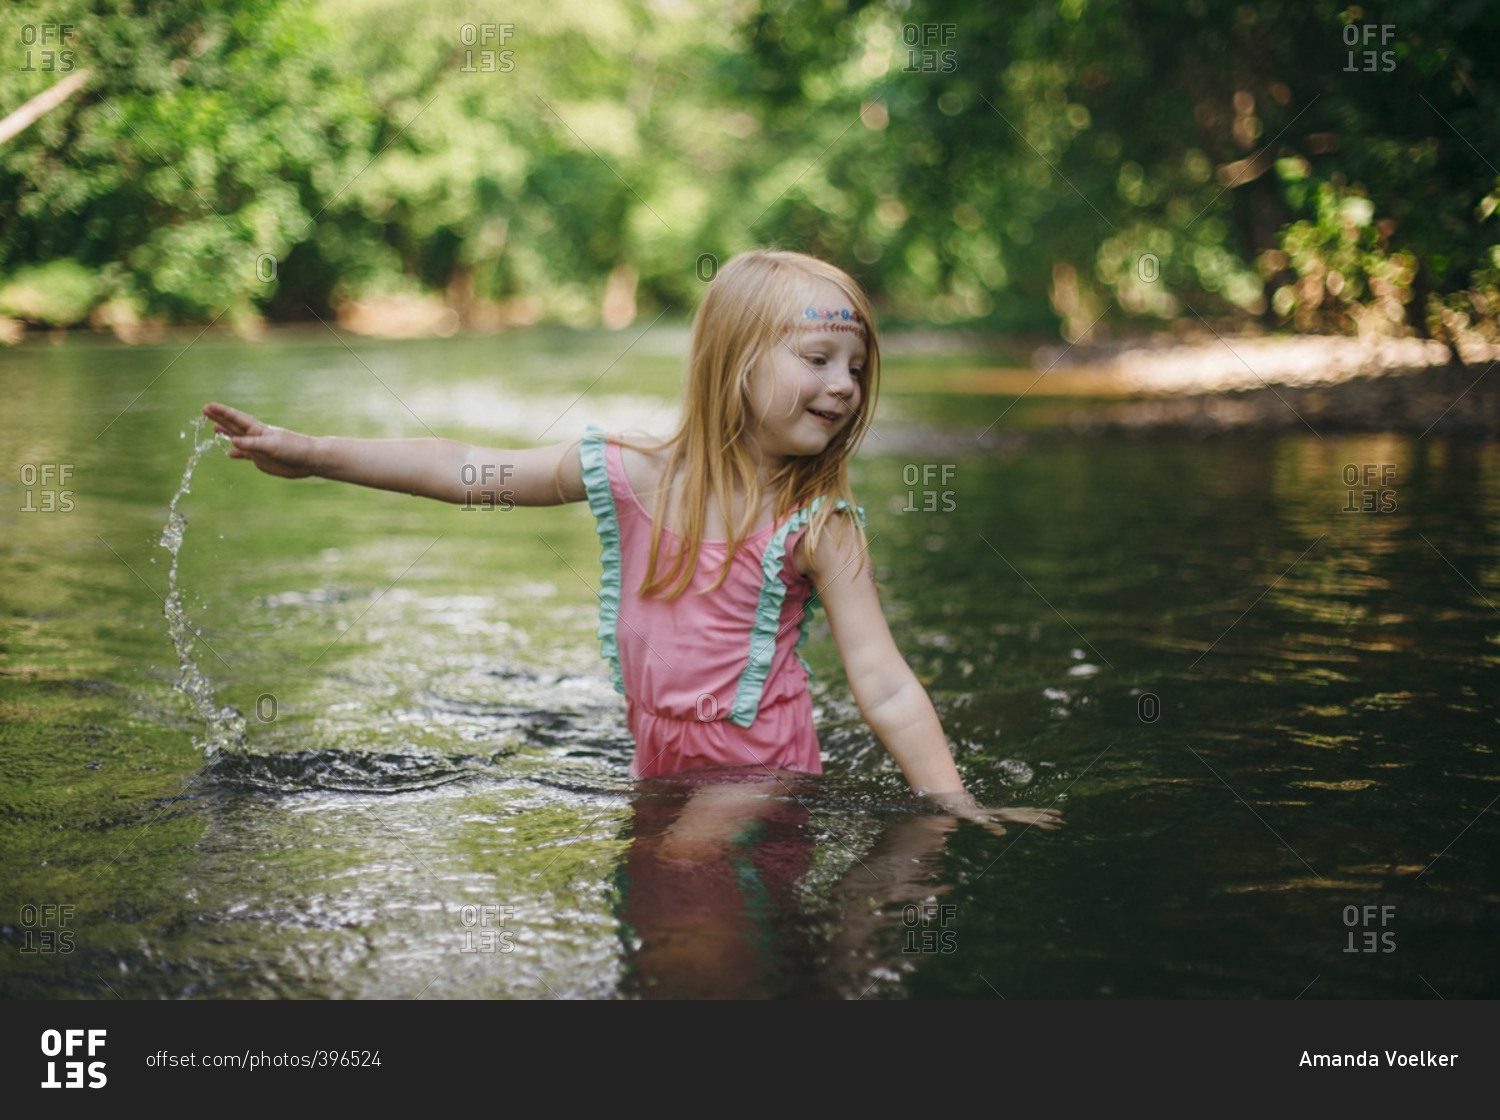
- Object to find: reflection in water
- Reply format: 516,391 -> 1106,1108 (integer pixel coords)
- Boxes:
614,773 -> 820,999
613,771 -> 1062,999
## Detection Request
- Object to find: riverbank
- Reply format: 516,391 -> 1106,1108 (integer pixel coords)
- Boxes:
1048,364 -> 1498,439
948,332 -> 1500,440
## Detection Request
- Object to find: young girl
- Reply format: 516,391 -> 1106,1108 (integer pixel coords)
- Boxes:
204,249 -> 1058,832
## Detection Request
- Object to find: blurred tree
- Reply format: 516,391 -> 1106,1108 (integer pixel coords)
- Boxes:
736,0 -> 1499,344
1,0 -> 378,331
1,0 -> 1494,348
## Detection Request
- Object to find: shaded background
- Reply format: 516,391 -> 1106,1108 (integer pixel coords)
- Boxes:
2,0 -> 1497,352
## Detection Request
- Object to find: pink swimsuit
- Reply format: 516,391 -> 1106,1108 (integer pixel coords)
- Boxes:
579,427 -> 861,779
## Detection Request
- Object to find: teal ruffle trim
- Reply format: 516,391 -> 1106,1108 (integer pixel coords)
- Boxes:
729,497 -> 865,728
579,426 -> 625,695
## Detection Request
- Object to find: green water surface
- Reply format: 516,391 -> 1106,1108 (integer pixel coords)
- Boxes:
2,327 -> 1497,999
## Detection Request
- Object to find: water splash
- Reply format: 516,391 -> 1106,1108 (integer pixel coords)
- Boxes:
160,415 -> 246,757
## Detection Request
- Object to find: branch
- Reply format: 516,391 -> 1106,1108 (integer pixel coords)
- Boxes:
0,69 -> 92,147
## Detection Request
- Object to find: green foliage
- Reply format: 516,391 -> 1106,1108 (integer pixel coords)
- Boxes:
1273,179 -> 1417,335
1,0 -> 375,326
0,258 -> 98,323
0,0 -> 1496,343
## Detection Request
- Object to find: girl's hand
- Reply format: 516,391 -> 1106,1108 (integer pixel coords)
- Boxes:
203,402 -> 320,479
924,789 -> 1065,837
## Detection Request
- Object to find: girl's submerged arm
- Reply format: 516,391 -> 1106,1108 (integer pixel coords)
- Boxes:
808,513 -> 966,796
203,403 -> 586,505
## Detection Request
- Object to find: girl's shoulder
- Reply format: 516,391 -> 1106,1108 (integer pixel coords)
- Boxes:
613,432 -> 671,502
582,427 -> 671,506
791,497 -> 866,579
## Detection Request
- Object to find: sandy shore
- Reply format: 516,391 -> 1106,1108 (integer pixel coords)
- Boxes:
949,333 -> 1500,439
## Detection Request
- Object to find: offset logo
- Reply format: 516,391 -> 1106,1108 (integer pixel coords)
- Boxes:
18,903 -> 74,953
902,901 -> 958,953
40,1029 -> 106,1088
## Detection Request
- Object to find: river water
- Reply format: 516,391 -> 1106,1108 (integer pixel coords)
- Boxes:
2,326 -> 1496,998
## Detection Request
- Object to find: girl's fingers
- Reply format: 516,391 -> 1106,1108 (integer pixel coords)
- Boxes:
204,402 -> 261,434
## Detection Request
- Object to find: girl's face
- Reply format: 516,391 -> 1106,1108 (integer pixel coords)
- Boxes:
744,282 -> 867,465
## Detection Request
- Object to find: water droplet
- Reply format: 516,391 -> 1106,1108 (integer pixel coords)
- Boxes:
997,758 -> 1035,785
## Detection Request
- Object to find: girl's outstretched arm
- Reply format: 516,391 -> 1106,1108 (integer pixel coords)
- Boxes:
809,513 -> 1062,832
202,403 -> 585,505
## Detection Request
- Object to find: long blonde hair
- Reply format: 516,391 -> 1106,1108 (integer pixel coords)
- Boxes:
632,249 -> 880,599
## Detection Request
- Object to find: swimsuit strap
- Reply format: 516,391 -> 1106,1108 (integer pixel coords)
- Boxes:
579,425 -> 625,695
729,496 -> 866,728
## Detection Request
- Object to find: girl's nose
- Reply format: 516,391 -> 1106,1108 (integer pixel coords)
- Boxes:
828,363 -> 857,397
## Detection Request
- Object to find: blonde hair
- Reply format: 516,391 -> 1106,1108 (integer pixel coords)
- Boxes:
631,248 -> 880,599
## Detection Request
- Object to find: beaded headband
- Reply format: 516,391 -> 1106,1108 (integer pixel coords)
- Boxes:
797,306 -> 866,335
